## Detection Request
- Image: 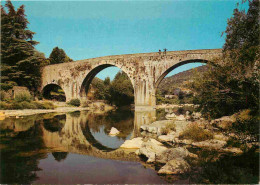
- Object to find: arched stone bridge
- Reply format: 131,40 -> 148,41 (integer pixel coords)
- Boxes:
41,49 -> 222,110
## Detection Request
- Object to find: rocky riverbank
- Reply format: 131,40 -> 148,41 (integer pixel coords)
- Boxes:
119,110 -> 258,176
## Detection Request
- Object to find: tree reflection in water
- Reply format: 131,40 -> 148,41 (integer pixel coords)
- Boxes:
52,152 -> 68,162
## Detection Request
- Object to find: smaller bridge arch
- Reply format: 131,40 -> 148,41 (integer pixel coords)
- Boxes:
42,83 -> 67,102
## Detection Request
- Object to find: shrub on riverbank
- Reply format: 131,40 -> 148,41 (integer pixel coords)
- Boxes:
67,98 -> 81,107
0,101 -> 55,110
14,92 -> 32,102
179,123 -> 213,141
160,123 -> 176,135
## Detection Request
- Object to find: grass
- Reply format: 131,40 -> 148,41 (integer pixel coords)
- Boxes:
160,122 -> 176,135
179,122 -> 213,141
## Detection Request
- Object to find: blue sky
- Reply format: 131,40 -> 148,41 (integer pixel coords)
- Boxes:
5,0 -> 244,80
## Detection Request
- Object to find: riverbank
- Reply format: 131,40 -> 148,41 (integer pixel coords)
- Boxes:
119,110 -> 259,181
1,101 -> 115,118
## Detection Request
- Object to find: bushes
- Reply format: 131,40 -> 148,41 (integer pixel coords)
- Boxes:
160,123 -> 176,135
67,98 -> 81,107
179,123 -> 213,142
14,92 -> 32,102
0,101 -> 55,110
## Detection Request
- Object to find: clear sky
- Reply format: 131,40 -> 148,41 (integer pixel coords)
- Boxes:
5,0 -> 244,80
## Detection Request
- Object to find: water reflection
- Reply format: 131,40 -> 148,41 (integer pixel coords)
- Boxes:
0,109 -> 162,184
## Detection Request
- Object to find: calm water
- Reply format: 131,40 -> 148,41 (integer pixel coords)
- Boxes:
0,109 -> 167,184
0,109 -> 258,184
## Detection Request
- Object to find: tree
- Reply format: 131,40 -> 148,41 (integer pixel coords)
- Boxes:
109,71 -> 134,106
104,77 -> 111,86
49,47 -> 73,64
1,0 -> 48,91
191,0 -> 259,119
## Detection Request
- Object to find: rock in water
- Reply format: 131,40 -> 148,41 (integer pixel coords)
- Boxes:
120,137 -> 143,149
109,127 -> 120,136
156,147 -> 198,164
158,158 -> 190,174
137,139 -> 167,163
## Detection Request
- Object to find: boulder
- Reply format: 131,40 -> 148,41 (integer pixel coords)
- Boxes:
140,120 -> 173,135
222,147 -> 243,154
109,127 -> 120,136
165,113 -> 176,120
191,112 -> 202,120
176,115 -> 186,121
173,138 -> 193,145
158,158 -> 190,174
137,139 -> 168,163
120,137 -> 143,149
211,116 -> 236,130
214,134 -> 229,141
158,134 -> 175,142
156,147 -> 197,164
192,139 -> 227,150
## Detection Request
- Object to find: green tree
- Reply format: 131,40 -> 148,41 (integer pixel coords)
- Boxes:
49,47 -> 73,64
104,77 -> 111,86
109,71 -> 134,106
191,0 -> 259,119
1,0 -> 48,91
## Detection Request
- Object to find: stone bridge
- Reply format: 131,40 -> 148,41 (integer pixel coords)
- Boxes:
41,49 -> 222,110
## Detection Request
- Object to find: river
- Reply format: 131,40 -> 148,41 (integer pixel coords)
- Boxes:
0,109 -> 170,184
0,108 -> 258,184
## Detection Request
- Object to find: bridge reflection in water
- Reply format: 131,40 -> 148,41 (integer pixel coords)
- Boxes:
0,109 -> 156,161
0,109 -> 170,184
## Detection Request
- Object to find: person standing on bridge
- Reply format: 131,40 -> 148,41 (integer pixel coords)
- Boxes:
164,48 -> 167,56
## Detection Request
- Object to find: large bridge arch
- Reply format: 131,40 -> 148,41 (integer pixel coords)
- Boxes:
79,63 -> 135,100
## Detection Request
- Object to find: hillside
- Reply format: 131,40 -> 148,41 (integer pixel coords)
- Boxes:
158,65 -> 208,95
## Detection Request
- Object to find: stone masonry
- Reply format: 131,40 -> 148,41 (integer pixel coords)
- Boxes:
41,49 -> 222,110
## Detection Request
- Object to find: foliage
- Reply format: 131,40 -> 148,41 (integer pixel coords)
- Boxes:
160,123 -> 176,135
179,122 -> 213,141
49,47 -> 73,64
190,0 -> 259,119
0,81 -> 17,91
1,1 -> 48,91
0,101 -> 55,110
14,92 -> 32,102
90,71 -> 134,107
67,98 -> 81,107
0,91 -> 6,101
109,71 -> 134,106
195,148 -> 259,184
231,109 -> 259,142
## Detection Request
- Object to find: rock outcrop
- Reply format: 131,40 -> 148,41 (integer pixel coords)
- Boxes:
120,137 -> 143,149
156,147 -> 197,164
136,139 -> 168,163
158,158 -> 190,174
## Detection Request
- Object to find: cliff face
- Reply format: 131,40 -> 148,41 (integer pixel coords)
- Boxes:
157,65 -> 208,95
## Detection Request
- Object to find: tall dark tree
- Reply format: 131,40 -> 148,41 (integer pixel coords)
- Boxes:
1,0 -> 47,91
49,47 -> 73,64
